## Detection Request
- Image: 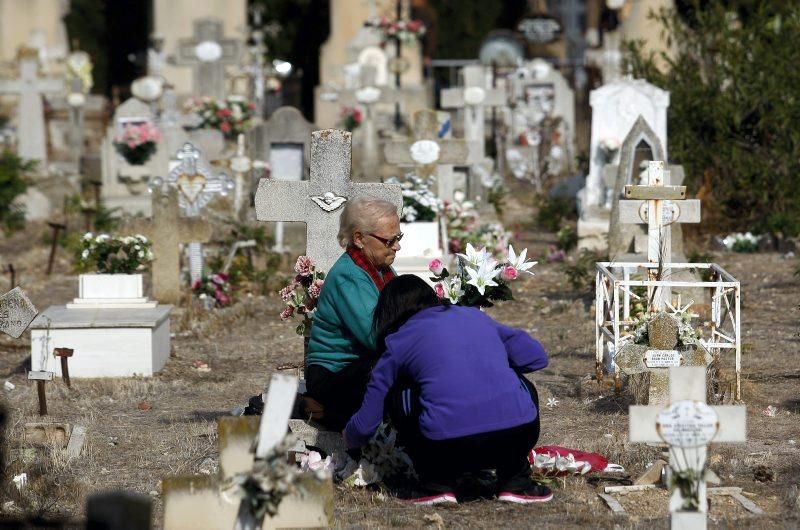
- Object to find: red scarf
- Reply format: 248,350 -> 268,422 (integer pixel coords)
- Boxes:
346,246 -> 396,291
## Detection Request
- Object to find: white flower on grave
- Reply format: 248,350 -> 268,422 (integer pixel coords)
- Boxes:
546,397 -> 559,408
194,40 -> 222,62
66,92 -> 86,108
81,249 -> 89,259
549,145 -> 563,160
401,205 -> 418,222
453,190 -> 466,203
82,232 -> 93,241
355,86 -> 381,105
507,245 -> 537,275
199,293 -> 207,299
463,86 -> 486,106
343,459 -> 381,487
457,243 -> 492,269
232,104 -> 243,121
465,261 -> 500,296
96,234 -> 109,243
409,140 -> 440,165
444,277 -> 465,304
138,251 -> 145,258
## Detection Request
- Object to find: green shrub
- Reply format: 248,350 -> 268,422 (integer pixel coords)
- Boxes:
0,150 -> 35,233
556,225 -> 578,252
535,196 -> 577,233
560,249 -> 606,292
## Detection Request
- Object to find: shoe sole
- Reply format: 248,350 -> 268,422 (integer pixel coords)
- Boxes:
497,491 -> 553,504
408,493 -> 458,506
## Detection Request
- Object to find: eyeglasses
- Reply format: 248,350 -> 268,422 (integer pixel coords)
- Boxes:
368,232 -> 403,248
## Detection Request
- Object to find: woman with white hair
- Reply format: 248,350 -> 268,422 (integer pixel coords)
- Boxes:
304,196 -> 403,430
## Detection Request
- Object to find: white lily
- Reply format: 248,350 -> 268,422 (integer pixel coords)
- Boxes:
445,277 -> 464,304
457,243 -> 492,269
465,261 -> 500,296
508,245 -> 537,275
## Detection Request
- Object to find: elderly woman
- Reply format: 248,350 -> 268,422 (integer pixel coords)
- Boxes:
304,196 -> 403,431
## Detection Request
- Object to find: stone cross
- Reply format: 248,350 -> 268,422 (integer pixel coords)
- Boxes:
0,287 -> 38,339
255,129 -> 403,273
175,18 -> 242,99
440,65 -> 505,161
616,312 -> 712,406
235,373 -> 299,530
622,161 -> 700,310
0,48 -> 64,164
64,49 -> 93,163
630,366 -> 746,530
212,134 -> 267,218
384,109 -> 478,203
124,188 -> 212,305
163,143 -> 233,283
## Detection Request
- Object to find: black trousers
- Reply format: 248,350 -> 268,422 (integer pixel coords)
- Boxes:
387,376 -> 541,490
305,358 -> 373,431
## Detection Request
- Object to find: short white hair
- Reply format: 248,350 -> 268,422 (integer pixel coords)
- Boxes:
337,197 -> 398,248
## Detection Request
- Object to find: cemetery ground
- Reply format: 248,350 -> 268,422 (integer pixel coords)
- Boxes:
0,212 -> 798,528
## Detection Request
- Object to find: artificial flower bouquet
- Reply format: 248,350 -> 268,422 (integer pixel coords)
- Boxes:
113,122 -> 161,165
76,232 -> 153,274
387,173 -> 442,223
365,16 -> 426,45
279,256 -> 326,336
721,232 -> 761,253
338,106 -> 362,132
428,243 -> 536,308
192,272 -> 233,308
443,193 -> 512,256
184,95 -> 256,139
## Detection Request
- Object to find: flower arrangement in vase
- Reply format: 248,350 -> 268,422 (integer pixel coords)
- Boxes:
387,173 -> 442,223
76,232 -> 154,274
339,106 -> 363,132
429,243 -> 536,309
113,122 -> 161,165
365,17 -> 426,45
279,256 -> 326,336
443,193 -> 512,257
184,95 -> 256,140
192,272 -> 233,309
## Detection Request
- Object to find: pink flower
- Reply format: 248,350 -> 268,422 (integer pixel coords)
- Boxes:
449,239 -> 462,254
280,305 -> 294,320
219,122 -> 231,133
428,258 -> 444,276
433,282 -> 445,299
500,266 -> 518,281
216,291 -> 231,306
294,256 -> 314,276
279,282 -> 298,302
308,279 -> 324,299
192,279 -> 201,290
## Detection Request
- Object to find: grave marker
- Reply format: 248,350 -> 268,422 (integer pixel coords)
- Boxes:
0,287 -> 38,339
629,366 -> 746,530
53,347 -> 74,389
174,18 -> 242,99
28,370 -> 53,416
0,48 -> 64,164
212,134 -> 267,218
255,129 -> 402,272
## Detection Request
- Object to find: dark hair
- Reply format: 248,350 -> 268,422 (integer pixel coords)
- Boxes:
373,275 -> 441,353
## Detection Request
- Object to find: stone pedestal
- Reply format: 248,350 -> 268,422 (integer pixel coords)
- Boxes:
66,274 -> 158,309
30,305 -> 172,378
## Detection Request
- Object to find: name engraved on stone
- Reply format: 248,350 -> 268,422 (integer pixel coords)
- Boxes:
656,400 -> 720,448
638,201 -> 680,226
644,349 -> 682,368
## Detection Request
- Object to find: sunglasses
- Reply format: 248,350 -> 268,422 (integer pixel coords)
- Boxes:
368,232 -> 404,248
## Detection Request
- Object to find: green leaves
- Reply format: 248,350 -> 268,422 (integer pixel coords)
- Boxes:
0,149 -> 34,233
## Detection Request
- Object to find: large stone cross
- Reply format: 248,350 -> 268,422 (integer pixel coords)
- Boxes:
0,48 -> 64,164
622,161 -> 700,310
175,18 -> 242,99
383,109 -> 477,202
124,188 -> 211,305
440,65 -> 505,161
255,129 -> 402,273
0,287 -> 38,339
630,366 -> 746,530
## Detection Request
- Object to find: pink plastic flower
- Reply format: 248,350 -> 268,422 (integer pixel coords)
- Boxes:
428,258 -> 444,276
500,266 -> 518,281
294,256 -> 315,276
433,282 -> 445,299
280,305 -> 294,320
308,279 -> 324,299
219,122 -> 231,133
279,282 -> 298,303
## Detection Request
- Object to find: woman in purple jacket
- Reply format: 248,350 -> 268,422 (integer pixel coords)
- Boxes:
343,275 -> 552,505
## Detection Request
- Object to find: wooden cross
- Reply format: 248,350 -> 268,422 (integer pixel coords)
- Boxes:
383,109 -> 477,202
629,366 -> 745,529
622,161 -> 701,310
440,64 -> 505,161
175,18 -> 242,99
255,129 -> 402,273
124,188 -> 211,305
0,48 -> 64,164
234,373 -> 299,530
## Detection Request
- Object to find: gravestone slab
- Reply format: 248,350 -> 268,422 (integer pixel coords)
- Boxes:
0,287 -> 38,339
616,312 -> 713,405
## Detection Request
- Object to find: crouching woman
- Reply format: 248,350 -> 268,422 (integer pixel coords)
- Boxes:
343,275 -> 552,505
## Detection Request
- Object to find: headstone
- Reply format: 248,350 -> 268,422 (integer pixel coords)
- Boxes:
123,188 -> 212,305
384,109 -> 479,203
616,312 -> 712,405
101,97 -> 166,215
0,47 -> 64,164
0,287 -> 38,339
255,129 -> 402,273
629,366 -> 746,530
250,106 -> 317,251
174,18 -> 242,99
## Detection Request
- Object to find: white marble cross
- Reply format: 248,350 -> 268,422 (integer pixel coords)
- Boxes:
0,48 -> 64,164
440,65 -> 505,161
622,161 -> 701,310
255,129 -> 402,273
630,366 -> 746,530
175,18 -> 242,99
384,109 -> 478,202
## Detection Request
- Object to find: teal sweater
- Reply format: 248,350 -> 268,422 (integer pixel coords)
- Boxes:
307,253 -> 384,372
